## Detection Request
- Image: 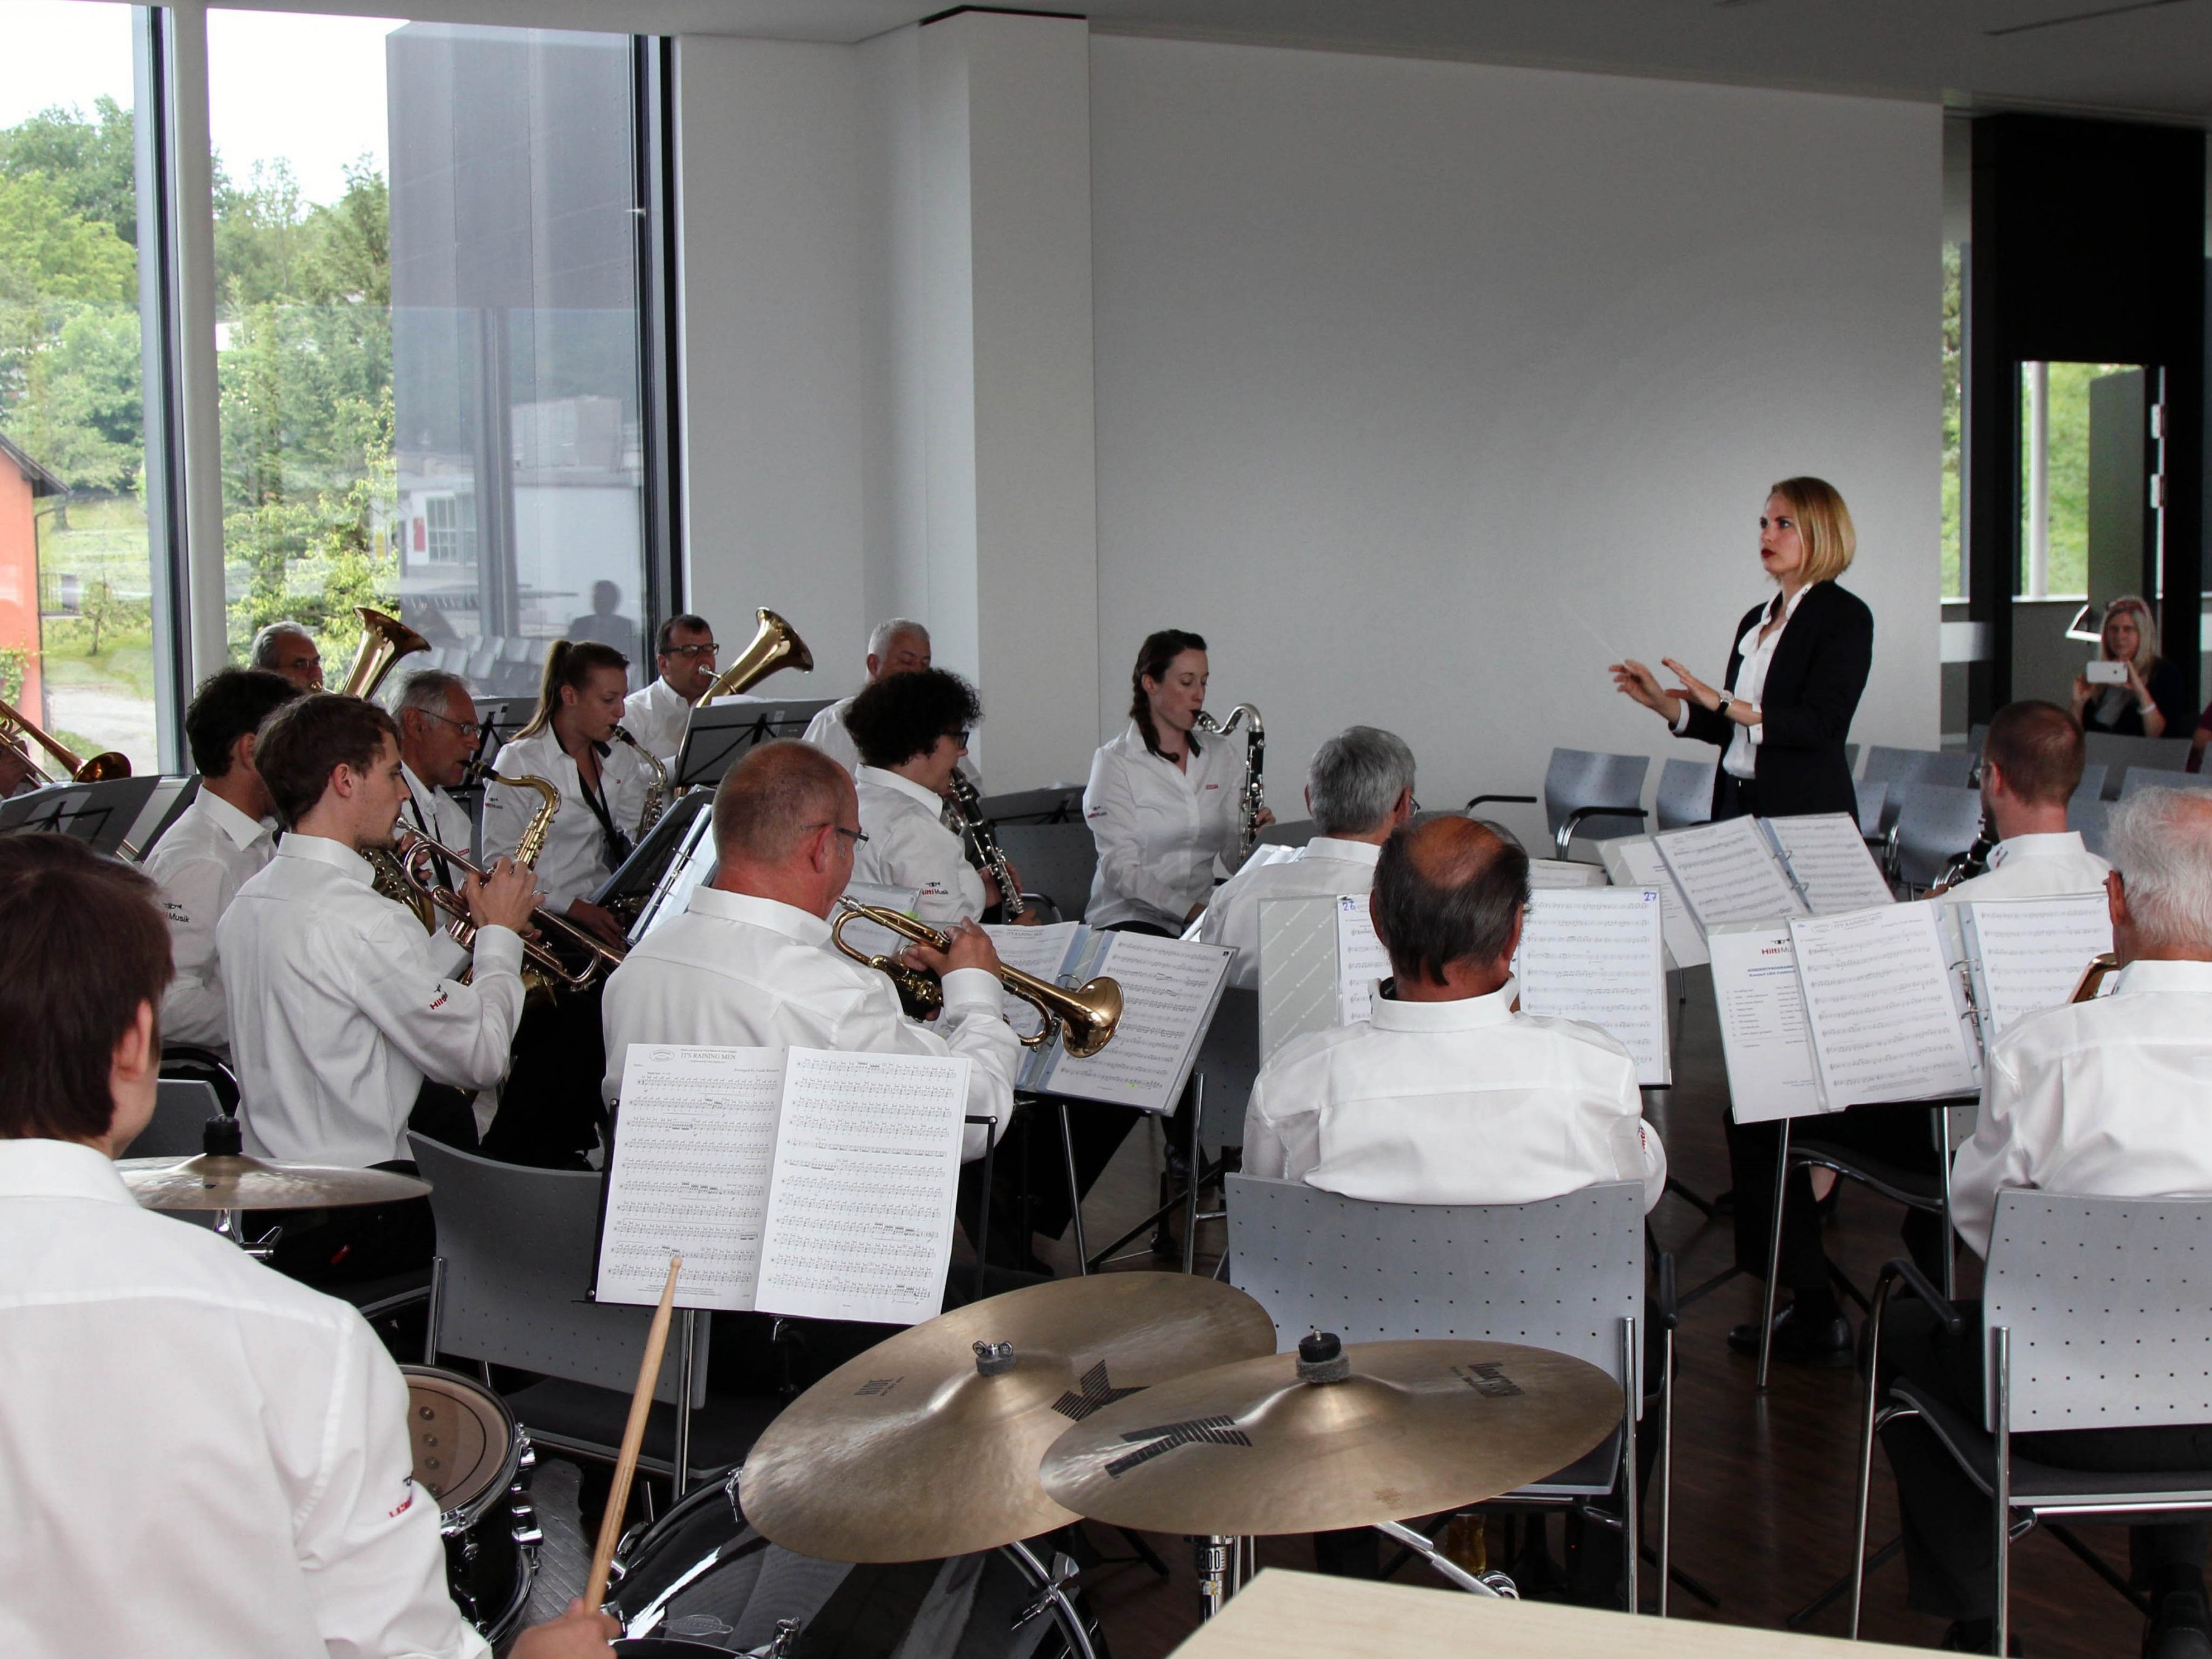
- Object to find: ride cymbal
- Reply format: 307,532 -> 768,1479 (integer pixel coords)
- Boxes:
1038,1335 -> 1620,1538
118,1153 -> 432,1211
739,1272 -> 1278,1562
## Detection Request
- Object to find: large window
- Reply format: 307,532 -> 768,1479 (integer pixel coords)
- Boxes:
209,12 -> 652,702
0,1 -> 162,772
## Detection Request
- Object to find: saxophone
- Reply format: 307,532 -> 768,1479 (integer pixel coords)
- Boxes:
947,772 -> 1026,920
1193,702 -> 1266,863
611,725 -> 666,838
369,764 -> 560,929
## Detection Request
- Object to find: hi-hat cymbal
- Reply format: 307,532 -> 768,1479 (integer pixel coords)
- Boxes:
1038,1337 -> 1620,1538
117,1154 -> 432,1212
739,1272 -> 1279,1562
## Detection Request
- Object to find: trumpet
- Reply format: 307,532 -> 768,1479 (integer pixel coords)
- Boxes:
390,825 -> 627,990
829,899 -> 1122,1058
2070,951 -> 2120,1003
0,694 -> 130,783
1193,701 -> 1265,862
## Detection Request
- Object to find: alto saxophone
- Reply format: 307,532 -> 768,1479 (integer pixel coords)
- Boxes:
611,725 -> 667,837
369,764 -> 561,930
1194,702 -> 1267,863
947,772 -> 1026,920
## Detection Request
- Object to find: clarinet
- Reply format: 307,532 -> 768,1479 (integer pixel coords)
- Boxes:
947,773 -> 1026,920
1931,818 -> 1998,894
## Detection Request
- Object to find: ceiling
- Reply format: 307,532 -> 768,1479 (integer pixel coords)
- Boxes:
200,0 -> 2212,121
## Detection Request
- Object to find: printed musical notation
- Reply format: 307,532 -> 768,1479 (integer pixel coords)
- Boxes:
1527,858 -> 1610,891
1515,888 -> 1670,1086
1764,813 -> 1895,915
1019,929 -> 1233,1115
1656,816 -> 1809,936
1603,836 -> 1708,970
1708,923 -> 1823,1124
1961,894 -> 2114,1045
1334,894 -> 1390,1025
1789,905 -> 1979,1109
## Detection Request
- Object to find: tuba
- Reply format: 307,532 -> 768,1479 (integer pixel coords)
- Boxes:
1193,702 -> 1266,863
676,608 -> 813,769
0,695 -> 130,782
829,899 -> 1121,1058
946,772 -> 1026,920
337,606 -> 431,701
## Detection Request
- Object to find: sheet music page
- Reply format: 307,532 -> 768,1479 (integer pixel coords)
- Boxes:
1528,858 -> 1611,890
1334,894 -> 1390,1024
1788,905 -> 1979,1109
1656,816 -> 1809,935
594,1045 -> 786,1311
1028,933 -> 1233,1113
984,920 -> 1086,1044
754,1047 -> 970,1325
1961,894 -> 2114,1044
1602,836 -> 1707,970
1256,895 -> 1343,1063
1707,924 -> 1826,1124
1514,888 -> 1671,1086
1762,813 -> 1895,914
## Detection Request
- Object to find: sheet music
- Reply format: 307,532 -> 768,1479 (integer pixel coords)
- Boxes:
754,1047 -> 969,1325
1602,836 -> 1707,970
835,881 -> 926,962
1656,816 -> 1809,934
984,920 -> 1086,1042
1763,813 -> 1895,914
1707,924 -> 1824,1124
1961,894 -> 2114,1044
1514,888 -> 1670,1086
1789,905 -> 1979,1109
1027,933 -> 1232,1113
1256,895 -> 1343,1062
1528,858 -> 1610,890
595,1045 -> 786,1311
1334,894 -> 1390,1024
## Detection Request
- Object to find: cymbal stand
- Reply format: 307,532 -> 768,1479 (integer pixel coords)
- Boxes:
1194,1536 -> 1236,1620
1004,1539 -> 1100,1659
1373,1520 -> 1518,1598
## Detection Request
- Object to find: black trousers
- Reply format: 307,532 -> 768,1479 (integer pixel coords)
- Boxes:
1880,1299 -> 2212,1621
1727,1104 -> 1948,1295
482,980 -> 608,1170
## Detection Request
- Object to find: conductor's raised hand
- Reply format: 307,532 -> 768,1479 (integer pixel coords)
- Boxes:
467,855 -> 540,934
1610,658 -> 1680,722
1660,658 -> 1723,712
509,1599 -> 620,1658
908,915 -> 1002,979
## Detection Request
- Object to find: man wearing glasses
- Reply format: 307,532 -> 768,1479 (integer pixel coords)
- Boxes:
622,614 -> 719,766
394,669 -> 486,884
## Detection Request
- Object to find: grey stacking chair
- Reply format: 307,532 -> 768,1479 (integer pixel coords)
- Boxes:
410,1135 -> 777,1494
2081,733 -> 2194,799
1854,778 -> 1889,840
2069,764 -> 2108,809
1861,747 -> 1972,835
2069,795 -> 2115,861
1888,782 -> 1985,892
132,1080 -> 225,1160
1654,759 -> 1716,832
993,821 -> 1099,923
1255,818 -> 1316,849
1471,748 -> 1649,861
1851,1194 -> 2212,1654
1226,1175 -> 1669,1615
2120,769 -> 2212,800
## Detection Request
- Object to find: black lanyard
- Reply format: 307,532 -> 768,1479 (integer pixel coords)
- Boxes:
408,795 -> 453,891
572,742 -> 633,871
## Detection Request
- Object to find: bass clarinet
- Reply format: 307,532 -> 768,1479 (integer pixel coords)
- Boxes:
1194,702 -> 1267,862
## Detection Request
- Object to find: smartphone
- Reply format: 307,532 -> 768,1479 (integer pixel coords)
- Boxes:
2085,660 -> 2129,686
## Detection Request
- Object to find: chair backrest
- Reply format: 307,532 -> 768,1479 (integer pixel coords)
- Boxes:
1225,1174 -> 1644,1399
1543,749 -> 1648,845
1862,747 -> 1972,833
2070,764 -> 2108,807
1892,781 -> 1985,889
2081,733 -> 2195,799
409,1134 -> 704,1404
1986,1192 -> 2212,1432
1854,778 -> 1889,838
2120,769 -> 2212,801
1255,818 -> 1315,849
131,1080 -> 224,1159
2069,795 -> 2114,861
993,823 -> 1099,922
1193,987 -> 1259,1148
1654,758 -> 1715,832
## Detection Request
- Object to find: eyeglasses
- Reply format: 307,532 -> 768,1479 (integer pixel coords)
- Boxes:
665,642 -> 719,660
807,823 -> 870,850
417,710 -> 484,741
947,730 -> 972,749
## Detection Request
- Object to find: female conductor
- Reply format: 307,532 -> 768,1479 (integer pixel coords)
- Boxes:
1611,476 -> 1871,821
1083,629 -> 1272,934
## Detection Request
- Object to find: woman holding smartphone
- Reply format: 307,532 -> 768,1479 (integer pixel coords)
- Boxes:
2071,595 -> 2189,739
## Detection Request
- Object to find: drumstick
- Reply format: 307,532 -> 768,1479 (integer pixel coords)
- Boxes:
584,1253 -> 682,1612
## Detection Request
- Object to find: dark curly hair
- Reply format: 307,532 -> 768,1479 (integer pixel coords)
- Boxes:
846,668 -> 983,771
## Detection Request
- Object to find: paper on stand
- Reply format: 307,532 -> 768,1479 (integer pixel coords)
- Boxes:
1707,924 -> 1824,1124
1335,894 -> 1389,1024
1025,932 -> 1232,1114
1515,887 -> 1670,1086
1603,836 -> 1707,970
1789,905 -> 1979,1109
1960,894 -> 2114,1045
1764,814 -> 1895,914
1527,858 -> 1610,890
1656,816 -> 1808,934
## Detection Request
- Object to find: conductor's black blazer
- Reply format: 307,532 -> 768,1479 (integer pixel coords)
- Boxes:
1679,580 -> 1871,820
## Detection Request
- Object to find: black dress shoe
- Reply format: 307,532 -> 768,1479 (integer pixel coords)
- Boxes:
1727,1302 -> 1852,1364
2148,1590 -> 2212,1659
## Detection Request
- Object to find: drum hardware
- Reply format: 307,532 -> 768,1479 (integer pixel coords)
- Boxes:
120,1115 -> 433,1225
402,1364 -> 540,1647
1192,701 -> 1265,861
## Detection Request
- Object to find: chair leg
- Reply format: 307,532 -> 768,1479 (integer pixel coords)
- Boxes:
1658,1322 -> 1673,1618
1758,1120 -> 1793,1390
1992,1325 -> 2012,1659
1621,1315 -> 1639,1615
1181,1076 -> 1205,1276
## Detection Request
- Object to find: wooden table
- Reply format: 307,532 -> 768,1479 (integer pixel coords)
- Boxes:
1168,1570 -> 1926,1657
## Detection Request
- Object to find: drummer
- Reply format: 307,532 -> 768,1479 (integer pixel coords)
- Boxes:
0,834 -> 617,1658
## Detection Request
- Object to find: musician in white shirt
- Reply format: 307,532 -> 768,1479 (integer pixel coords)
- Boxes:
1880,787 -> 2212,1657
143,668 -> 300,1056
0,835 -> 617,1659
249,617 -> 324,690
1200,726 -> 1414,988
219,694 -> 537,1280
1084,629 -> 1272,935
395,668 -> 484,858
1244,815 -> 1664,1209
803,617 -> 937,778
1935,699 -> 2111,909
482,640 -> 651,948
622,612 -> 719,765
603,739 -> 1016,1155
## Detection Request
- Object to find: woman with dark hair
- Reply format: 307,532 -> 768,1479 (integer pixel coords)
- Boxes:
1081,629 -> 1272,934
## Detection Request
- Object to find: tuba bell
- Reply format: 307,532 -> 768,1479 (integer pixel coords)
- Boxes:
696,607 -> 813,705
338,606 -> 431,702
0,694 -> 130,782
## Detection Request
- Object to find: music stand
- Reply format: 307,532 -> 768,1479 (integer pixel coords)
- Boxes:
120,775 -> 201,860
0,775 -> 161,853
976,785 -> 1085,825
673,696 -> 838,791
591,789 -> 713,923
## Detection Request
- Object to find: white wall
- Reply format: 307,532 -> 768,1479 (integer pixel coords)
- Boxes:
1089,38 -> 1943,830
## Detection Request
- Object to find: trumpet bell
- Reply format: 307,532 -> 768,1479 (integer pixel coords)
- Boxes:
1056,977 -> 1123,1059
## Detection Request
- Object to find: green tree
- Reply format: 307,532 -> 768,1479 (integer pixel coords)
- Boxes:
0,169 -> 135,303
0,97 -> 139,246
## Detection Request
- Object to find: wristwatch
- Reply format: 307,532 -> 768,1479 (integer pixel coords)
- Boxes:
1717,694 -> 1735,716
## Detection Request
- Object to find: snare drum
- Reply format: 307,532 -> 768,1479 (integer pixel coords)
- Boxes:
400,1365 -> 541,1648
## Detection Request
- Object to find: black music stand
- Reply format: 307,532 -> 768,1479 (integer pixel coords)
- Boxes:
0,776 -> 160,852
674,697 -> 838,791
974,784 -> 1085,825
590,789 -> 713,924
120,775 -> 200,859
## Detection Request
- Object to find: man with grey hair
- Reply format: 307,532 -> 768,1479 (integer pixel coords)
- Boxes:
1880,788 -> 2212,1656
1199,725 -> 1417,989
803,619 -> 945,779
392,668 -> 482,872
249,621 -> 323,691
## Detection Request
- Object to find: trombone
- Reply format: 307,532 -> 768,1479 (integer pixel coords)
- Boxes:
830,898 -> 1123,1058
0,694 -> 131,783
390,825 -> 627,991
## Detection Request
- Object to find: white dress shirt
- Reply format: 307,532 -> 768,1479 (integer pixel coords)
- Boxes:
1083,722 -> 1247,932
1200,836 -> 1383,990
0,1138 -> 487,1659
218,835 -> 527,1166
623,676 -> 694,767
480,727 -> 652,911
1243,981 -> 1666,1212
142,788 -> 273,1053
1950,957 -> 2212,1257
855,766 -> 988,928
1935,830 -> 2111,910
600,886 -> 1016,1161
398,765 -> 477,978
1672,584 -> 1812,779
803,696 -> 863,776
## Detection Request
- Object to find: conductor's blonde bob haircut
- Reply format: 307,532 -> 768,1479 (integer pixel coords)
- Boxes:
1770,476 -> 1856,586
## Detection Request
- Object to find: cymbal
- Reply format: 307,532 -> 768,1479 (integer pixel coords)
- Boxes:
117,1154 -> 433,1212
1038,1337 -> 1620,1538
739,1272 -> 1279,1562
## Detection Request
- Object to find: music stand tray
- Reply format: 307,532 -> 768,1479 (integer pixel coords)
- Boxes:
976,785 -> 1086,824
0,776 -> 161,853
674,696 -> 838,791
591,790 -> 713,916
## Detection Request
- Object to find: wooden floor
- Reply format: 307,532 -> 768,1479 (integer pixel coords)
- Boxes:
1050,973 -> 2146,1658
